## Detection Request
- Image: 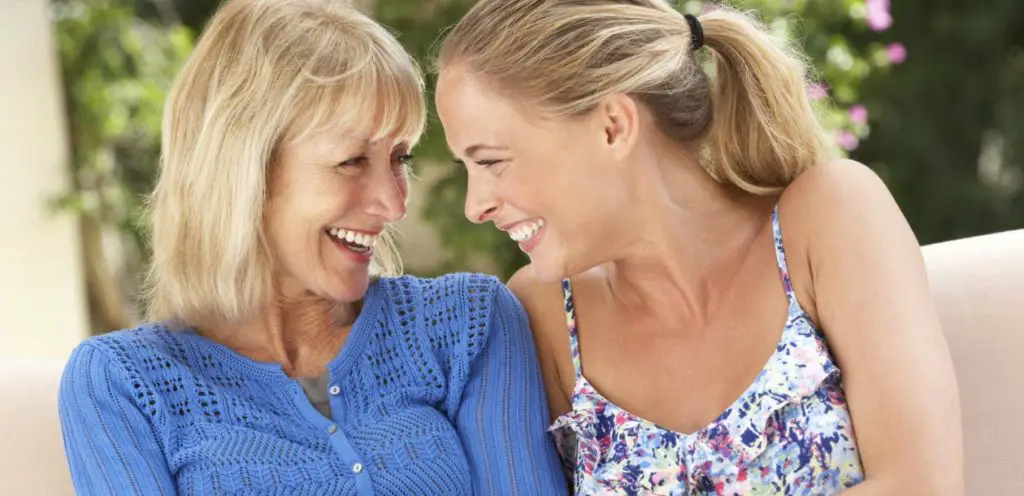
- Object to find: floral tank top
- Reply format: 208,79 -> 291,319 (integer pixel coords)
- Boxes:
549,205 -> 865,495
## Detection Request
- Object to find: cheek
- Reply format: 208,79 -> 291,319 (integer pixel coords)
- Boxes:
272,176 -> 361,240
517,152 -> 578,203
493,168 -> 553,220
262,200 -> 308,271
541,159 -> 608,227
316,175 -> 363,215
263,185 -> 299,238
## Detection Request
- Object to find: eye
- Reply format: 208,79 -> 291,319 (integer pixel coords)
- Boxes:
476,159 -> 505,167
337,156 -> 367,168
390,153 -> 413,175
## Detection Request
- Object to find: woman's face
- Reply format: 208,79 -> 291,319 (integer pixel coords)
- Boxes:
264,125 -> 411,302
436,66 -> 634,282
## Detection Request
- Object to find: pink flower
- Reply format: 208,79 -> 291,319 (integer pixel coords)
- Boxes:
849,105 -> 869,125
836,131 -> 860,151
865,0 -> 892,31
807,83 -> 829,101
886,42 -> 907,64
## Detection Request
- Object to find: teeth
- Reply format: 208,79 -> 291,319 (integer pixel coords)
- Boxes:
508,219 -> 544,242
328,228 -> 378,248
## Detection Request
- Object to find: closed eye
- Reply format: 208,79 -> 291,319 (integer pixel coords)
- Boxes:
449,157 -> 505,168
338,156 -> 367,167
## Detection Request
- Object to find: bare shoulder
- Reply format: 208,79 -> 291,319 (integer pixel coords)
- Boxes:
506,265 -> 567,345
779,158 -> 899,229
776,159 -> 912,319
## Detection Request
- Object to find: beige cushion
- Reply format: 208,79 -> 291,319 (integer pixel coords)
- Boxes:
0,230 -> 1020,495
0,358 -> 74,496
922,228 -> 1024,494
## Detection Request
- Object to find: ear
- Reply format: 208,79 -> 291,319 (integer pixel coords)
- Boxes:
597,93 -> 641,161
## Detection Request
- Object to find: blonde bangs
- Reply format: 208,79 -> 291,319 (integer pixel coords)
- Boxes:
285,37 -> 426,148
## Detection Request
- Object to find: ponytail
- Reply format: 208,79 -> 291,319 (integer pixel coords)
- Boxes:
700,9 -> 830,194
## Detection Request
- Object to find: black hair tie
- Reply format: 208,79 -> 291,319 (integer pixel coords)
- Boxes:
684,14 -> 704,51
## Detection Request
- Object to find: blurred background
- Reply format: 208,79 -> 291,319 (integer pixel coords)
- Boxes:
2,0 -> 1022,359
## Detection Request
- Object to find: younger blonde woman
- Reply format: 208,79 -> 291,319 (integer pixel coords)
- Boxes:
436,1 -> 962,494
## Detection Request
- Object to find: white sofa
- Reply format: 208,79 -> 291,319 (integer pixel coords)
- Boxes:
1,229 -> 1021,495
920,228 -> 1024,494
0,358 -> 75,495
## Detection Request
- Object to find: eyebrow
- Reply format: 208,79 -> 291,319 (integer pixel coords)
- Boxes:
463,143 -> 508,157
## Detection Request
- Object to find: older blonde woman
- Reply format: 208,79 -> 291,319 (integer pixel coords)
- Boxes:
56,0 -> 566,494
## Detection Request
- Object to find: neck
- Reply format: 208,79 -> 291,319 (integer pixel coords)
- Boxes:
199,283 -> 359,378
604,141 -> 774,331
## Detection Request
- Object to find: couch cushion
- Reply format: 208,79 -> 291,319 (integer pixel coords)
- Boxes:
0,358 -> 74,496
922,229 -> 1024,494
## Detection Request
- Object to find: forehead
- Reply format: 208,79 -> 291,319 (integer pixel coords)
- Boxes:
436,67 -> 542,147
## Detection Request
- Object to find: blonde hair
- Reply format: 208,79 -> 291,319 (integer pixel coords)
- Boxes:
438,0 -> 830,194
146,0 -> 425,326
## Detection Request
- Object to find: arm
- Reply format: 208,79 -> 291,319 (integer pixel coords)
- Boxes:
786,160 -> 963,495
453,281 -> 569,495
58,342 -> 177,495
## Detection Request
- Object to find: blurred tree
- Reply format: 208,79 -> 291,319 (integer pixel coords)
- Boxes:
53,0 -> 193,331
854,0 -> 1024,244
54,0 -> 1022,332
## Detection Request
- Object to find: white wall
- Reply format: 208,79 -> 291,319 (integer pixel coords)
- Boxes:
0,0 -> 88,359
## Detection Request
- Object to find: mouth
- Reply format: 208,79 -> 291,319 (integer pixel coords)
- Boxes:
327,227 -> 378,256
505,219 -> 545,253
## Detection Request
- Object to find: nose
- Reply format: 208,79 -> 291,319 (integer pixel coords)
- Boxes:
365,165 -> 408,224
464,172 -> 499,224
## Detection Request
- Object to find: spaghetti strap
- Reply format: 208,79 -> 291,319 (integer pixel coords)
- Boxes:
770,203 -> 800,309
561,278 -> 584,379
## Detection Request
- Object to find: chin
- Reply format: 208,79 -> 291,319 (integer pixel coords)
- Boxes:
521,235 -> 575,283
324,272 -> 371,303
529,245 -> 606,284
523,254 -> 571,284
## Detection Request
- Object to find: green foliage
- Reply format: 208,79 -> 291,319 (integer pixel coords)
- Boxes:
54,0 -> 1023,310
855,0 -> 1024,244
53,0 -> 193,276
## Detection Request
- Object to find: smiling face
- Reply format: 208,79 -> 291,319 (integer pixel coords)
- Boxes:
436,65 -> 639,282
264,126 -> 412,302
